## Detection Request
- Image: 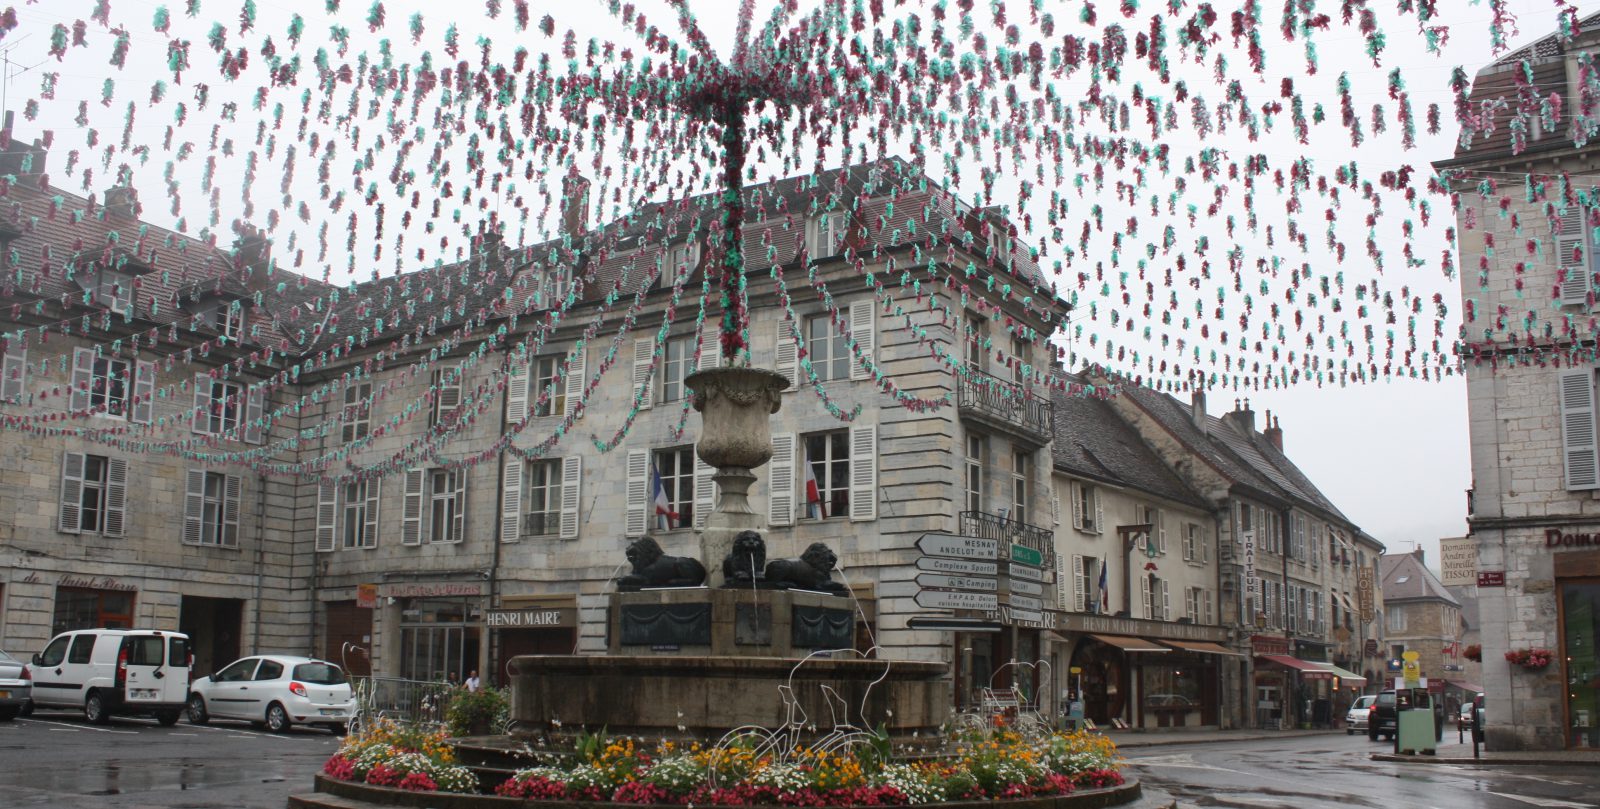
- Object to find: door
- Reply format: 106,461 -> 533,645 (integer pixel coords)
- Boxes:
324,601 -> 373,677
206,658 -> 260,719
120,634 -> 172,708
29,635 -> 74,707
245,659 -> 285,721
161,636 -> 191,705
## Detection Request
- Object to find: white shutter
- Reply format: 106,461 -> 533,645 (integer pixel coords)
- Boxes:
693,448 -> 716,529
1050,493 -> 1061,527
59,452 -> 85,533
1157,508 -> 1168,553
1559,210 -> 1591,306
625,449 -> 650,536
505,360 -> 529,423
775,319 -> 798,391
559,455 -> 582,540
363,478 -> 381,548
103,457 -> 128,537
849,424 -> 878,522
564,346 -> 585,417
768,433 -> 796,527
131,360 -> 154,424
450,470 -> 466,543
1071,554 -> 1086,612
1202,526 -> 1211,562
1070,482 -> 1083,530
192,373 -> 211,434
222,474 -> 241,547
1162,579 -> 1172,621
1094,490 -> 1104,535
2,343 -> 26,401
316,479 -> 338,552
70,348 -> 93,413
698,321 -> 722,370
401,469 -> 424,545
848,299 -> 875,381
633,339 -> 655,410
183,469 -> 205,545
500,456 -> 523,542
434,364 -> 463,424
1141,575 -> 1152,619
1561,369 -> 1600,489
243,384 -> 265,444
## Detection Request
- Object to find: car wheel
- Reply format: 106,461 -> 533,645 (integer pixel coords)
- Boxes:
265,702 -> 291,733
156,710 -> 181,727
84,691 -> 110,725
329,723 -> 348,736
0,706 -> 17,721
19,700 -> 32,717
187,694 -> 209,725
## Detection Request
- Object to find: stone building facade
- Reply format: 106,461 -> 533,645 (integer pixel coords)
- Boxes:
1378,550 -> 1477,716
1440,15 -> 1600,750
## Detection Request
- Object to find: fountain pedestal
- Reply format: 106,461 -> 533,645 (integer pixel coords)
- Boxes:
685,366 -> 788,588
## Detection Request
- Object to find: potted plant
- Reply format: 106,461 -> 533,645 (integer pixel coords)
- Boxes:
445,687 -> 509,737
1503,647 -> 1554,671
1464,644 -> 1482,662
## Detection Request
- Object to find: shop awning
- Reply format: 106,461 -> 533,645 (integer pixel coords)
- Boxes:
1311,662 -> 1367,686
1163,640 -> 1245,656
1256,654 -> 1335,679
1089,634 -> 1171,653
1445,679 -> 1484,694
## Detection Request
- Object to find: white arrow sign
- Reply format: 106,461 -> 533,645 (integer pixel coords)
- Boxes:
916,533 -> 1000,560
917,557 -> 999,576
1008,564 -> 1046,582
916,573 -> 998,592
915,590 -> 999,611
1007,578 -> 1045,597
1008,594 -> 1045,611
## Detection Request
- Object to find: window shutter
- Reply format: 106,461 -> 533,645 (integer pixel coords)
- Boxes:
848,299 -> 875,381
1071,554 -> 1086,612
1202,527 -> 1211,563
1094,491 -> 1104,535
243,384 -> 265,444
192,373 -> 212,434
450,470 -> 466,543
402,469 -> 424,545
223,474 -> 242,547
1156,508 -> 1168,553
1559,210 -> 1591,306
1141,575 -> 1152,619
505,361 -> 529,424
316,479 -> 338,552
183,469 -> 205,545
1070,482 -> 1083,530
693,448 -> 716,530
500,456 -> 523,543
364,478 -> 381,548
698,321 -> 722,370
1560,369 -> 1600,489
632,338 -> 655,410
1162,579 -> 1172,621
775,319 -> 798,391
559,455 -> 582,540
768,433 -> 796,527
1050,493 -> 1061,527
1205,590 -> 1214,624
59,452 -> 85,534
434,364 -> 463,424
564,346 -> 585,418
70,348 -> 93,413
102,457 -> 128,537
849,424 -> 878,522
625,449 -> 649,537
3,343 -> 26,401
130,360 -> 155,424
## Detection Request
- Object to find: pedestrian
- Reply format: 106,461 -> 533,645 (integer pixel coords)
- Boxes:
447,671 -> 459,687
464,669 -> 481,692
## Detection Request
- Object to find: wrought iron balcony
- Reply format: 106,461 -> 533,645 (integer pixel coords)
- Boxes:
958,510 -> 1053,565
955,368 -> 1053,444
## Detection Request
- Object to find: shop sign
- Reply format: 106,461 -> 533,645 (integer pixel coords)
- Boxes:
1439,537 -> 1477,587
379,582 -> 483,598
1251,634 -> 1290,656
1242,531 -> 1259,601
1544,528 -> 1600,549
22,571 -> 139,592
1477,570 -> 1506,587
356,584 -> 379,609
1056,613 -> 1228,643
486,608 -> 576,628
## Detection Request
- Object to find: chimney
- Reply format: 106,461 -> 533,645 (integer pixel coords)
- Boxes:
1223,398 -> 1257,435
233,222 -> 272,299
473,223 -> 505,272
104,185 -> 139,219
0,112 -> 48,180
561,175 -> 591,238
1264,412 -> 1284,451
1190,386 -> 1208,434
1412,548 -> 1425,565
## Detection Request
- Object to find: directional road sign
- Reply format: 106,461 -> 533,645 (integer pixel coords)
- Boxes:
916,573 -> 998,592
1009,543 -> 1044,567
1008,563 -> 1046,582
917,534 -> 999,560
1007,594 -> 1045,611
914,590 -> 999,611
917,557 -> 999,576
1007,578 -> 1045,597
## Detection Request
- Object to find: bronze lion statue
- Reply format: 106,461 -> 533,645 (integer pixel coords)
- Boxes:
763,542 -> 848,595
617,536 -> 706,590
721,530 -> 768,586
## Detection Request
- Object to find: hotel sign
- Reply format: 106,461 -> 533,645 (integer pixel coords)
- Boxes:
1357,567 -> 1376,623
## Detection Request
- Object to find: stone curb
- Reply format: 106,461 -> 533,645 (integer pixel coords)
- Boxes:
1369,753 -> 1600,766
1113,732 -> 1333,749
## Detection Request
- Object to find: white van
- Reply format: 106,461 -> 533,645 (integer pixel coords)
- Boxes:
28,629 -> 191,725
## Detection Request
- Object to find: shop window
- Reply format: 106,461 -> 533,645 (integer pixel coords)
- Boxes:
802,431 -> 850,520
1143,666 -> 1202,712
399,598 -> 481,683
51,587 -> 134,634
1561,580 -> 1600,747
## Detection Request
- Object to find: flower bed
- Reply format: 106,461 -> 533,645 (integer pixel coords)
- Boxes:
322,718 -> 480,795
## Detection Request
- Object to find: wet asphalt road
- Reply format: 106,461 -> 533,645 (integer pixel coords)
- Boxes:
1124,731 -> 1600,808
0,707 -> 340,808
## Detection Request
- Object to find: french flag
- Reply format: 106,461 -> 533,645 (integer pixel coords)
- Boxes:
651,465 -> 678,529
1097,561 -> 1109,614
804,453 -> 826,519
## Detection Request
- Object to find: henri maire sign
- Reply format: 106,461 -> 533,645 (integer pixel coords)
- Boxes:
485,608 -> 575,628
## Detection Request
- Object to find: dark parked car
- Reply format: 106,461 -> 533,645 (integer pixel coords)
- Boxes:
1368,689 -> 1444,742
0,649 -> 30,720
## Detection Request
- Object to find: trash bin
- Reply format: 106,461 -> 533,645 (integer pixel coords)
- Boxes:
1398,708 -> 1437,755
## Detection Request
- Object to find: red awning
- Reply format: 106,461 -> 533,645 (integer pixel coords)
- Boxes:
1256,654 -> 1335,679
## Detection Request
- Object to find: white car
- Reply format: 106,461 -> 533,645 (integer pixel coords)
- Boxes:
186,655 -> 353,733
28,629 -> 191,725
1346,694 -> 1377,734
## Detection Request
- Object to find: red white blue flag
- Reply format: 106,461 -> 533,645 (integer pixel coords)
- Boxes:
651,465 -> 678,529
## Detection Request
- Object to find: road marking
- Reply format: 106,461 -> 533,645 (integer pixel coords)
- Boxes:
1488,793 -> 1593,808
184,722 -> 299,740
47,728 -> 79,732
18,717 -> 138,734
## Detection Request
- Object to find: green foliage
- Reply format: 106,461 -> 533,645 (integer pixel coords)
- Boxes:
444,687 -> 508,737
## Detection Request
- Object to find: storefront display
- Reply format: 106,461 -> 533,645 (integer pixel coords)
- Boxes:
399,597 -> 482,684
52,586 -> 134,634
1561,579 -> 1600,749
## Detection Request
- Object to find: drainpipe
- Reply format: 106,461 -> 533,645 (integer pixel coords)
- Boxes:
1213,505 -> 1228,728
253,471 -> 267,655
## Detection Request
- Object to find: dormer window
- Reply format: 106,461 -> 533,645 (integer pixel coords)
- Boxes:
660,240 -> 700,287
986,221 -> 1012,265
204,301 -> 246,340
807,212 -> 847,260
95,269 -> 134,315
